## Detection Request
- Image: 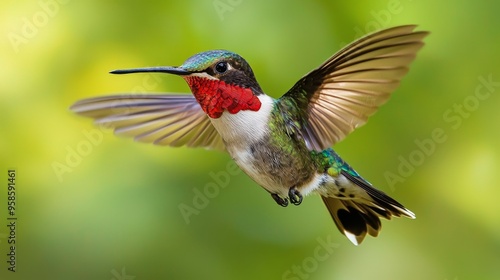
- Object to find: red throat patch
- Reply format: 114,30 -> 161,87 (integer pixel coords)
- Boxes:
184,76 -> 262,118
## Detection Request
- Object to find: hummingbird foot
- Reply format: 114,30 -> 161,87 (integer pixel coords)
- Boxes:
271,193 -> 289,207
288,187 -> 303,206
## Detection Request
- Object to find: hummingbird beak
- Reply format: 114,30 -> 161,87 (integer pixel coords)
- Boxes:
110,66 -> 190,75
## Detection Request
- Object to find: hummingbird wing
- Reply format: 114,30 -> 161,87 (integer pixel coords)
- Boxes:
70,94 -> 225,150
279,25 -> 428,151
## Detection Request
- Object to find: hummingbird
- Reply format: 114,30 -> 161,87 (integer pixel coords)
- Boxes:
71,25 -> 428,245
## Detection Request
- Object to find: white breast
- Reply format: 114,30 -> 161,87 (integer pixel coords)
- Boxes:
209,94 -> 276,189
209,94 -> 275,147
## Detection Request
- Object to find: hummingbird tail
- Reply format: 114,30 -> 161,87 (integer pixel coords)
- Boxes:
321,189 -> 415,246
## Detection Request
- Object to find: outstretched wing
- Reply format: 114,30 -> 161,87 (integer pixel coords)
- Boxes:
280,25 -> 428,151
70,94 -> 225,151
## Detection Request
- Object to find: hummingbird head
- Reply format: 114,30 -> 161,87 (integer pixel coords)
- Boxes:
111,50 -> 264,119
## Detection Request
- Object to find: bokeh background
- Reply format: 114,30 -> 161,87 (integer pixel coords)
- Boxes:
1,0 -> 499,279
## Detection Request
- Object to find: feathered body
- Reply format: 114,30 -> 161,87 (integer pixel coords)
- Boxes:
71,25 -> 428,245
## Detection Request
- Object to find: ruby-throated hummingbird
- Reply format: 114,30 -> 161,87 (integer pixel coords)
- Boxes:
71,25 -> 428,245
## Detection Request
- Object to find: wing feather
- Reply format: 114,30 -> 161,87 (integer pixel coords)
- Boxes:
70,94 -> 225,151
280,25 -> 428,151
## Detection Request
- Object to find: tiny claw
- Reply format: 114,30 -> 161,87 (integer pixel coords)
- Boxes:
289,187 -> 303,206
271,193 -> 289,207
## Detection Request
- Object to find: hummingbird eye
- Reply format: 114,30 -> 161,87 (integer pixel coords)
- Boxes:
215,61 -> 228,74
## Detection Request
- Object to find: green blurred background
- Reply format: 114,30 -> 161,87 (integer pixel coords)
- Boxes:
1,0 -> 499,279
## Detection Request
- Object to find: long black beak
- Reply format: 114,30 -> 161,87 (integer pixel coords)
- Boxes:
110,66 -> 190,75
